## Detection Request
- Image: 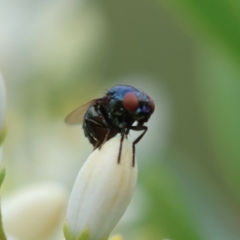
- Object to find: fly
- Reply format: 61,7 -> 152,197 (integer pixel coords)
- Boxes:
65,85 -> 155,166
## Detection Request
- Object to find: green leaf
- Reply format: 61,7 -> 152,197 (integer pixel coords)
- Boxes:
0,206 -> 7,240
139,163 -> 203,240
161,0 -> 240,60
0,168 -> 5,187
0,127 -> 6,145
63,222 -> 92,240
63,221 -> 76,240
77,227 -> 90,240
197,47 -> 240,197
101,235 -> 109,240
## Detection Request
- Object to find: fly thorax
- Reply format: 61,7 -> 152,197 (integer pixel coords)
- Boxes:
108,111 -> 128,129
107,102 -> 130,129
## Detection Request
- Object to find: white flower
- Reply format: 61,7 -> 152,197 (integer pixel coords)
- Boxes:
64,136 -> 138,240
2,182 -> 68,240
5,233 -> 21,240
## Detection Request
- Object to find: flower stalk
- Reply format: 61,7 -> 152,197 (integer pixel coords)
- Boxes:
0,71 -> 7,240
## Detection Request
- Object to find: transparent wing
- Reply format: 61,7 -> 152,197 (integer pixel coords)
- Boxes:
65,100 -> 97,125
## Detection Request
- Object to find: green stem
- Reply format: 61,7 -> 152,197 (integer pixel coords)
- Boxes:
0,165 -> 6,240
0,204 -> 6,240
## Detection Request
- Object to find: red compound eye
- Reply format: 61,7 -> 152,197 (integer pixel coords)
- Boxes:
148,96 -> 155,113
123,92 -> 139,112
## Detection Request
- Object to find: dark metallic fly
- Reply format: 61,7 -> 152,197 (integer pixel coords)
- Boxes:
65,85 -> 155,166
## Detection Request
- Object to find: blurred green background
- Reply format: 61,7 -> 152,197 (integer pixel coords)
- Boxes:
1,0 -> 240,239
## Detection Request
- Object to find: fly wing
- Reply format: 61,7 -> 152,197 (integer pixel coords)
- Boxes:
65,100 -> 98,125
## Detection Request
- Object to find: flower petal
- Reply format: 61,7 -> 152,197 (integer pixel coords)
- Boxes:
2,182 -> 68,240
65,136 -> 138,240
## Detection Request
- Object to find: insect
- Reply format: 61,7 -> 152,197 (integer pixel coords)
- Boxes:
65,85 -> 155,166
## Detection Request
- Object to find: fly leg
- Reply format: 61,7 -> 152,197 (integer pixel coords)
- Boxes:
98,129 -> 111,149
85,118 -> 115,150
93,105 -> 115,149
85,118 -> 108,149
129,126 -> 148,167
117,131 -> 125,164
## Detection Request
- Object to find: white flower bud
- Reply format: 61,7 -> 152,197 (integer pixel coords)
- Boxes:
6,232 -> 21,240
2,182 -> 68,240
64,136 -> 138,240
